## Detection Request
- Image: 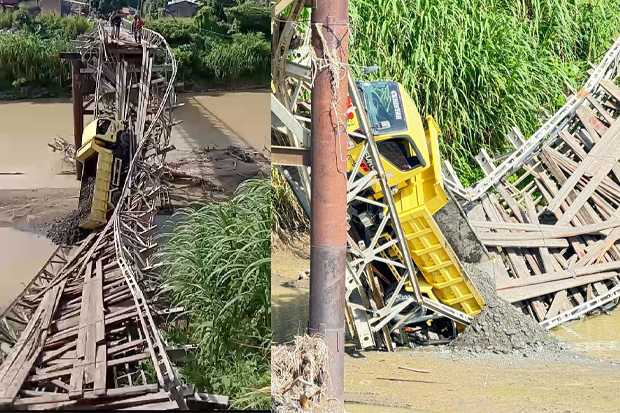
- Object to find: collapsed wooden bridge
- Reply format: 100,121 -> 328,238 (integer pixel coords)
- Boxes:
0,22 -> 225,410
464,34 -> 620,330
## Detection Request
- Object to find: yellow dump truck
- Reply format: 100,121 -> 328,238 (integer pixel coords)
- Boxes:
346,80 -> 485,343
75,118 -> 132,229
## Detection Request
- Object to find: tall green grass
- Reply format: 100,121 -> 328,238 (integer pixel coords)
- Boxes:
0,33 -> 70,88
161,177 -> 270,410
0,13 -> 92,93
0,9 -> 14,30
349,0 -> 620,185
202,32 -> 270,83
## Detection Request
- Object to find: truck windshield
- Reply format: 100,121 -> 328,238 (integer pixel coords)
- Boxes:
360,81 -> 408,135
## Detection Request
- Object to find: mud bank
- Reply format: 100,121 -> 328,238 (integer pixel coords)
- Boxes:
0,188 -> 78,234
345,348 -> 620,413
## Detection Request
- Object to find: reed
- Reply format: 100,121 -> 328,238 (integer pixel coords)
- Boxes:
349,0 -> 620,185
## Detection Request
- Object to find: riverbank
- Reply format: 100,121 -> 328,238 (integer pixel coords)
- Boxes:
345,348 -> 620,413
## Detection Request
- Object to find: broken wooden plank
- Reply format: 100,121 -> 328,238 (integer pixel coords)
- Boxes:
544,290 -> 569,319
69,260 -> 93,399
14,384 -> 160,406
480,238 -> 569,248
499,272 -> 616,303
497,261 -> 620,289
0,282 -> 65,404
550,118 -> 620,224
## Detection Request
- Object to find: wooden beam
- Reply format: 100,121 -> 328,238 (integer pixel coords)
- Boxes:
497,261 -> 620,289
499,272 -> 616,303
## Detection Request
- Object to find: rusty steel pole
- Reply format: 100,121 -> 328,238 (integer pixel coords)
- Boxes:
71,60 -> 84,180
308,0 -> 349,402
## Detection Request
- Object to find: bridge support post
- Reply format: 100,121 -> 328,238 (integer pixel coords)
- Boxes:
308,0 -> 349,403
71,59 -> 84,180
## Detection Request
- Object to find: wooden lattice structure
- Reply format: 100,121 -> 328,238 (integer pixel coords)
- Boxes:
467,49 -> 620,329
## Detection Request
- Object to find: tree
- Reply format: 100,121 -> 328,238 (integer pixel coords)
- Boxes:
91,0 -> 128,16
143,0 -> 166,19
204,0 -> 237,20
225,3 -> 269,36
195,6 -> 228,35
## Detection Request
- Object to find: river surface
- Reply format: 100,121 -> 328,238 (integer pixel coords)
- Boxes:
0,227 -> 57,312
0,91 -> 269,190
552,309 -> 620,362
272,286 -> 309,343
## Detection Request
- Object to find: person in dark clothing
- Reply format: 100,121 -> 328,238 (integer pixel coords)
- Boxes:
111,11 -> 122,40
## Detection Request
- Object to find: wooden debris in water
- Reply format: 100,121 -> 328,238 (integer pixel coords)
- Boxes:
48,136 -> 76,173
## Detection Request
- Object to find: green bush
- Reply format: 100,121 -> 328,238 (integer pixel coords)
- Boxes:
146,5 -> 270,86
203,32 -> 270,83
161,177 -> 270,409
349,0 -> 620,185
37,15 -> 92,39
204,0 -> 237,20
225,3 -> 270,36
0,33 -> 70,88
195,6 -> 229,35
145,18 -> 196,46
0,11 -> 91,93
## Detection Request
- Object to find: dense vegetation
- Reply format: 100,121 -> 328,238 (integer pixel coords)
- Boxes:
160,177 -> 270,410
0,0 -> 269,97
348,0 -> 620,184
0,9 -> 91,94
146,2 -> 270,86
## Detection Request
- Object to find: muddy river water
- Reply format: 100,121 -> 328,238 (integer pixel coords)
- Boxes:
0,227 -> 57,313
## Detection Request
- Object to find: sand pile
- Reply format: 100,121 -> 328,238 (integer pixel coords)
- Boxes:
450,263 -> 568,355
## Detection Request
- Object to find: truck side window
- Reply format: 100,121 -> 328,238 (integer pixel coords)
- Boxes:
97,119 -> 112,135
377,136 -> 425,172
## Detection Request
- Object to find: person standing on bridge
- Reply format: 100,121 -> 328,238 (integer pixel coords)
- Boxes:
132,14 -> 144,44
111,10 -> 122,40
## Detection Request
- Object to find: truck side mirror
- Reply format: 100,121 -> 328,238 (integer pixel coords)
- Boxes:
375,121 -> 391,131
